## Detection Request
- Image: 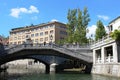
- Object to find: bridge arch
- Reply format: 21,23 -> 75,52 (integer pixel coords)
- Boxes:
0,44 -> 92,73
1,55 -> 51,73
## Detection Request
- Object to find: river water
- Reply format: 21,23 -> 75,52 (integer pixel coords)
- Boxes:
0,72 -> 120,80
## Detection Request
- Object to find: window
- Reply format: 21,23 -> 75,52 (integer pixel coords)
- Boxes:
60,26 -> 66,29
35,39 -> 38,43
109,25 -> 113,32
22,35 -> 25,39
40,32 -> 43,36
18,41 -> 21,44
40,38 -> 43,42
60,31 -> 67,35
14,37 -> 17,40
45,37 -> 48,41
50,25 -> 53,27
45,26 -> 48,28
31,29 -> 34,32
31,34 -> 34,37
45,31 -> 48,35
18,36 -> 21,40
40,27 -> 43,30
26,35 -> 29,38
50,30 -> 54,34
35,33 -> 39,37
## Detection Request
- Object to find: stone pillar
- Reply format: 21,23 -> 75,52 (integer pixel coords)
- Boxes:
101,47 -> 105,63
46,64 -> 50,74
85,63 -> 92,74
93,49 -> 96,64
50,63 -> 57,73
113,43 -> 118,63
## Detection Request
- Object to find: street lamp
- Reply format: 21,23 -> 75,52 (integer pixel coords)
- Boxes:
49,35 -> 53,43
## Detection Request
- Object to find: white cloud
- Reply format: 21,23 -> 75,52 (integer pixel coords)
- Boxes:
51,19 -> 58,22
97,15 -> 110,21
10,5 -> 39,18
86,25 -> 97,39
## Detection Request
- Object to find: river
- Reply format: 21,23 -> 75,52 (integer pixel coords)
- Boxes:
0,72 -> 120,80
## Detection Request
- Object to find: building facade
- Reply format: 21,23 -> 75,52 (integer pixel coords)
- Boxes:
108,16 -> 120,33
9,21 -> 67,45
91,16 -> 120,77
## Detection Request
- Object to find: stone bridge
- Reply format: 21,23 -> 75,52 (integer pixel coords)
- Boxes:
0,43 -> 93,73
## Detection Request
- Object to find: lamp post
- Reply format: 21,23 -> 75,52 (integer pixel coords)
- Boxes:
49,35 -> 53,44
49,35 -> 55,64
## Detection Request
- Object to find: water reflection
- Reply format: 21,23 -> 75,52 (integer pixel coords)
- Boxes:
92,74 -> 120,80
0,70 -> 120,80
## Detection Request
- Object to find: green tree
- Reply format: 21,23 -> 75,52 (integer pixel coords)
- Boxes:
110,29 -> 120,41
66,7 -> 90,44
66,9 -> 77,43
95,20 -> 106,41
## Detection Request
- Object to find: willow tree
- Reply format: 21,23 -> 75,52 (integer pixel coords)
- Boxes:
66,7 -> 90,44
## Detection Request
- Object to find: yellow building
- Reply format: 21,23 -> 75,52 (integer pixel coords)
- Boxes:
9,21 -> 67,45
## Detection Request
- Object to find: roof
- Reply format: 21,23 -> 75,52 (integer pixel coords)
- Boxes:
109,16 -> 120,24
10,21 -> 66,33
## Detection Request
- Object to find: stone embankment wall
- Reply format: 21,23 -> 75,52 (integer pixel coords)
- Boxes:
91,64 -> 120,77
7,63 -> 45,74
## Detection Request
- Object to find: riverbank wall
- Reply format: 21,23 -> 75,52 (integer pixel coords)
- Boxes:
6,63 -> 45,74
91,63 -> 120,77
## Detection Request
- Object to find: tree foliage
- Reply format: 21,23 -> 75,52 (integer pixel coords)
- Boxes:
66,9 -> 77,43
66,7 -> 90,44
95,20 -> 106,41
110,29 -> 120,41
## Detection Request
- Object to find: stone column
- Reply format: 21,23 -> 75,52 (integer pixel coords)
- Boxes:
113,42 -> 118,63
93,49 -> 96,64
50,63 -> 57,73
85,63 -> 92,74
101,47 -> 105,63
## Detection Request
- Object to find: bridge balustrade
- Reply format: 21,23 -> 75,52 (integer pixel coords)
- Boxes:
90,35 -> 114,49
96,56 -> 114,64
4,43 -> 93,63
63,44 -> 90,50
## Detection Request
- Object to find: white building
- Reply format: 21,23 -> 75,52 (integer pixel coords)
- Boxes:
108,16 -> 120,33
91,16 -> 120,77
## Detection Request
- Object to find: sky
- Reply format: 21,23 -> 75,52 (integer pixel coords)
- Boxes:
0,0 -> 120,38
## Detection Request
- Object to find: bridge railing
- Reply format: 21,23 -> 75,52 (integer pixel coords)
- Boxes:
52,44 -> 92,60
62,44 -> 90,49
6,43 -> 91,51
4,43 -> 93,63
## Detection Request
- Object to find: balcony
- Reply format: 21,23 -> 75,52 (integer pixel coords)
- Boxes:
90,35 -> 115,49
